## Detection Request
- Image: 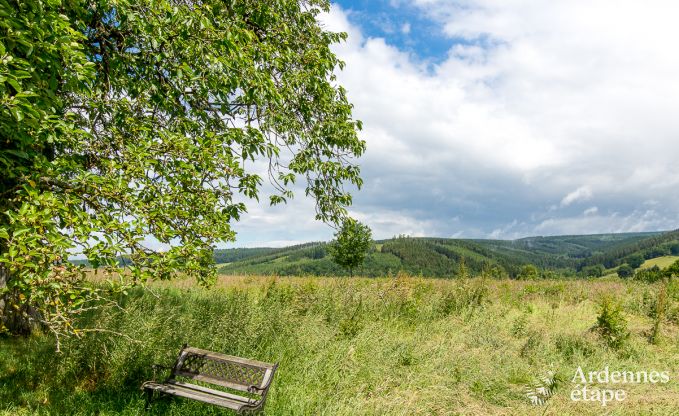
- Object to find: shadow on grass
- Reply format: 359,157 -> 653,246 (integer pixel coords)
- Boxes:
0,334 -> 237,415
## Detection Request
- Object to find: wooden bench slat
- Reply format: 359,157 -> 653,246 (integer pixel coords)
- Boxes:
142,381 -> 246,410
173,370 -> 255,394
166,380 -> 257,403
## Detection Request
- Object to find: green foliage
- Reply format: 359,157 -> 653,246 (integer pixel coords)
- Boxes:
0,0 -> 97,336
593,297 -> 629,350
213,247 -> 278,264
217,232 -> 679,279
665,260 -> 679,278
554,334 -> 595,359
518,264 -> 540,280
524,370 -> 558,406
437,278 -> 488,316
670,243 -> 679,256
650,284 -> 667,345
1,0 -> 364,337
634,265 -> 664,283
458,256 -> 468,279
625,254 -> 645,268
328,220 -> 372,277
617,264 -> 634,278
581,264 -> 604,278
581,229 -> 679,269
511,314 -> 528,337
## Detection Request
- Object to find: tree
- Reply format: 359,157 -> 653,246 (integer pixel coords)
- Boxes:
328,220 -> 372,277
0,0 -> 364,341
517,264 -> 539,280
625,254 -> 645,269
669,243 -> 679,256
617,264 -> 634,279
664,260 -> 679,279
581,264 -> 604,278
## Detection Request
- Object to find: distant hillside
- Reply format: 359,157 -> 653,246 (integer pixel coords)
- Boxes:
579,229 -> 679,270
69,230 -> 678,278
217,231 -> 675,278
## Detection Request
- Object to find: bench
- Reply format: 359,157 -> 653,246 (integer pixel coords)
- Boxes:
141,344 -> 278,414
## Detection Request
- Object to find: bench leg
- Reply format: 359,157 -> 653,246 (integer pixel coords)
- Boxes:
144,388 -> 154,411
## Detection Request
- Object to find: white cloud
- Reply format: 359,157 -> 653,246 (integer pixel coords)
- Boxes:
560,186 -> 593,207
226,2 -> 679,246
315,2 -> 679,238
584,207 -> 599,216
401,22 -> 411,34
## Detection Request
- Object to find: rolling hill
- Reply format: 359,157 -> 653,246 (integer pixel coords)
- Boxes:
216,230 -> 679,278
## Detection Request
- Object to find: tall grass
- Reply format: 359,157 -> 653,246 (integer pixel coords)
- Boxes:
1,275 -> 678,415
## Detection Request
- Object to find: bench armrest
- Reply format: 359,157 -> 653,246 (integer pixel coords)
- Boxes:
247,385 -> 265,393
247,363 -> 279,397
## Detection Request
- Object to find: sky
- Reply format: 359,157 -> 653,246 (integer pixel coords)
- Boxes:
221,0 -> 679,248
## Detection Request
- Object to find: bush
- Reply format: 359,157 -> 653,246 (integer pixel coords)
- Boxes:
617,264 -> 634,278
650,285 -> 667,345
665,260 -> 679,278
518,265 -> 539,280
625,254 -> 645,269
593,297 -> 630,350
635,265 -> 663,283
582,265 -> 604,278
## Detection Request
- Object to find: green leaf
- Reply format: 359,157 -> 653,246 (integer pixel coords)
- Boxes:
7,78 -> 22,93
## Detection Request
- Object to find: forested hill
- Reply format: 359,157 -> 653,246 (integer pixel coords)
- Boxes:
216,230 -> 679,278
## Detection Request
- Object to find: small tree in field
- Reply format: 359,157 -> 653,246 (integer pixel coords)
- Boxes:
665,260 -> 679,279
625,254 -> 645,269
617,264 -> 634,279
517,264 -> 539,280
329,220 -> 372,277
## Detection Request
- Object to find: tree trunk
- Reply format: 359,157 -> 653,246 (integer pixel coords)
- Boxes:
0,264 -> 6,329
0,265 -> 34,336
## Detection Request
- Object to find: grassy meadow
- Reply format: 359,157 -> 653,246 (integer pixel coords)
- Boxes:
2,275 -> 679,415
640,256 -> 679,270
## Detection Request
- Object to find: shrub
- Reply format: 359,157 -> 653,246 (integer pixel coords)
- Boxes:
518,265 -> 539,280
581,265 -> 604,278
649,284 -> 668,345
617,264 -> 634,278
593,297 -> 630,350
436,279 -> 488,316
665,260 -> 679,279
635,265 -> 663,283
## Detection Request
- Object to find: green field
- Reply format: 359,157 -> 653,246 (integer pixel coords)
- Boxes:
640,256 -> 679,270
2,275 -> 679,415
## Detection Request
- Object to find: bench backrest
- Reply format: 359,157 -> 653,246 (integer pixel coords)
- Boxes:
171,346 -> 277,396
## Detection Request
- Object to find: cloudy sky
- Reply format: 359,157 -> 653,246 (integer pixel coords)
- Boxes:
225,0 -> 679,248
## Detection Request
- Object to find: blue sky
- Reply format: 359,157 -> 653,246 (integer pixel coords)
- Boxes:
217,0 -> 679,248
332,0 -> 452,61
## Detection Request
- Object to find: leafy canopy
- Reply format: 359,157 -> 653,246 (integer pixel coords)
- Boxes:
328,219 -> 372,276
0,0 -> 364,338
616,264 -> 634,279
